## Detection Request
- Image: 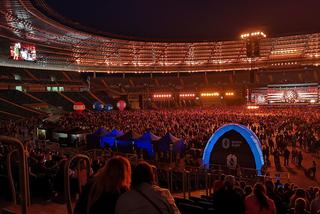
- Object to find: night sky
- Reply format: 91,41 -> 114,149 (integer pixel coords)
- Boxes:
45,0 -> 320,41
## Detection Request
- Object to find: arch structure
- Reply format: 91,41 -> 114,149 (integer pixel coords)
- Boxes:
202,124 -> 264,175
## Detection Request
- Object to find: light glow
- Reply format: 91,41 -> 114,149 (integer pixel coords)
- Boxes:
225,92 -> 235,96
247,105 -> 259,109
153,94 -> 172,98
179,93 -> 195,98
241,31 -> 266,39
201,92 -> 220,97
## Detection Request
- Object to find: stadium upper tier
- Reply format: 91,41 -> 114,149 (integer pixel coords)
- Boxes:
0,0 -> 320,73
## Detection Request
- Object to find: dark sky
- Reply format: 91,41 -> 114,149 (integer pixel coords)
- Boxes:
45,0 -> 320,41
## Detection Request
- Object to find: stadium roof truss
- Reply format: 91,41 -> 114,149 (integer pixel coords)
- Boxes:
0,0 -> 320,73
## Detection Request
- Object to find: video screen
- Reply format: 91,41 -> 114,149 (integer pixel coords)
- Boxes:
10,43 -> 36,61
250,84 -> 319,105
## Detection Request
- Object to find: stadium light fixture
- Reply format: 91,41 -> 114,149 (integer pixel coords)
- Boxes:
179,93 -> 195,98
225,92 -> 234,96
240,31 -> 266,39
247,105 -> 259,109
153,94 -> 172,99
200,92 -> 220,97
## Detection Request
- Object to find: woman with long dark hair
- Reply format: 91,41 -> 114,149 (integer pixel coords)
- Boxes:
74,156 -> 131,214
245,183 -> 277,214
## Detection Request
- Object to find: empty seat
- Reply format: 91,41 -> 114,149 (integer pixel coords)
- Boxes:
178,203 -> 205,214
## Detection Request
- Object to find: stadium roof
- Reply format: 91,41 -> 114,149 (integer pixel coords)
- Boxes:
45,0 -> 320,42
0,0 -> 320,73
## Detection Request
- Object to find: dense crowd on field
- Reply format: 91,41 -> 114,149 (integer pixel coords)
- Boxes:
2,106 -> 320,151
55,106 -> 320,152
1,106 -> 320,213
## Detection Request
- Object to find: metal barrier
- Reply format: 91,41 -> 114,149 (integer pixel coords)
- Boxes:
262,171 -> 290,183
60,147 -> 79,156
112,152 -> 138,165
0,136 -> 29,214
154,163 -> 291,200
64,154 -> 91,214
6,150 -> 18,204
83,149 -> 110,160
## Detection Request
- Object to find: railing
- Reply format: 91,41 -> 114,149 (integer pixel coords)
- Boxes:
7,149 -> 18,204
112,152 -> 138,165
64,154 -> 91,214
84,149 -> 111,160
154,163 -> 290,199
0,136 -> 30,214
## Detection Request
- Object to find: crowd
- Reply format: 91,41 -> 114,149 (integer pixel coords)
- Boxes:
1,106 -> 320,174
71,156 -> 320,214
53,107 -> 320,173
0,117 -> 41,142
2,106 -> 320,154
54,106 -> 320,151
211,173 -> 320,214
1,106 -> 320,214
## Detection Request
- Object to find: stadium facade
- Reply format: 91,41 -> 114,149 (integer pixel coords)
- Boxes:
0,0 -> 320,74
1,0 -> 320,110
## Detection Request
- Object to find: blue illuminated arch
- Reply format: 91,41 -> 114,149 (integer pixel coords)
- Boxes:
202,124 -> 264,174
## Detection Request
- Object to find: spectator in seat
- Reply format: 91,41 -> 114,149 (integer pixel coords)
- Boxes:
290,189 -> 310,211
115,161 -> 180,214
74,156 -> 131,214
212,175 -> 245,214
213,174 -> 225,192
291,198 -> 311,214
311,192 -> 320,214
265,180 -> 284,213
245,183 -> 276,214
244,185 -> 253,197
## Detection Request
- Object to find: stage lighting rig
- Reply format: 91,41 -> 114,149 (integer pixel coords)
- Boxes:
241,31 -> 266,58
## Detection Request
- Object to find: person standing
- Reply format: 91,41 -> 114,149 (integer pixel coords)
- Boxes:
308,161 -> 317,179
284,148 -> 290,167
292,149 -> 297,164
297,151 -> 303,167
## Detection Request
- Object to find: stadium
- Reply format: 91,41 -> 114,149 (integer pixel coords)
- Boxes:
0,0 -> 320,214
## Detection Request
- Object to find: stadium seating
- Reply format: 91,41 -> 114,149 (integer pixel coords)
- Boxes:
131,77 -> 156,87
181,74 -> 206,87
0,98 -> 40,118
0,112 -> 22,121
92,91 -> 110,104
0,90 -> 41,105
30,92 -> 74,111
62,91 -> 98,109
